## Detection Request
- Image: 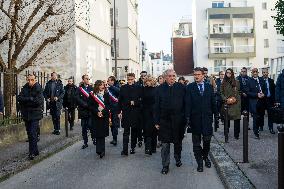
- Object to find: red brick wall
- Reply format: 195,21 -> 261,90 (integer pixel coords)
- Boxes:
173,37 -> 194,75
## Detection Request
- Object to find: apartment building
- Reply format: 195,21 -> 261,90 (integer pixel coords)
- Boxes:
192,0 -> 284,76
110,0 -> 141,79
150,52 -> 173,78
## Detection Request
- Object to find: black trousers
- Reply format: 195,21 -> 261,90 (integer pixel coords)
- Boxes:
161,142 -> 182,167
96,137 -> 105,154
145,132 -> 157,152
123,127 -> 138,151
81,118 -> 95,145
228,119 -> 240,138
110,113 -> 119,141
25,120 -> 40,156
67,108 -> 75,129
192,134 -> 212,163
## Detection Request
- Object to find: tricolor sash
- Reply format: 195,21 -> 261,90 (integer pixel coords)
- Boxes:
108,90 -> 118,103
79,87 -> 89,98
90,92 -> 105,109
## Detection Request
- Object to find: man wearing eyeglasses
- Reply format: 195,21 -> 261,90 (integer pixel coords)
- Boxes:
76,74 -> 95,149
245,68 -> 267,139
154,69 -> 186,175
17,74 -> 44,160
119,73 -> 142,156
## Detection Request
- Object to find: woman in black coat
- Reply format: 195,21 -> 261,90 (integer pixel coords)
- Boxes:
88,80 -> 110,158
142,76 -> 157,155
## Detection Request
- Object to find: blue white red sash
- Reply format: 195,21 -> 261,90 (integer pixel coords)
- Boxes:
79,87 -> 89,98
108,90 -> 118,103
90,92 -> 105,109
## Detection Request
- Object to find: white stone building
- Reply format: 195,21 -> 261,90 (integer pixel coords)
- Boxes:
150,52 -> 173,78
192,0 -> 284,77
110,0 -> 141,79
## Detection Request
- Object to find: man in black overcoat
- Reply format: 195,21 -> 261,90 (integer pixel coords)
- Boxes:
245,68 -> 267,139
119,73 -> 142,155
18,74 -> 44,160
154,69 -> 186,175
76,74 -> 95,149
63,77 -> 77,130
43,72 -> 65,135
185,67 -> 217,172
261,68 -> 276,134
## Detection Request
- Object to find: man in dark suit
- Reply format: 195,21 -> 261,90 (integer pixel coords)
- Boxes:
185,67 -> 217,172
261,68 -> 276,134
119,73 -> 142,156
63,78 -> 77,131
236,67 -> 250,114
246,68 -> 267,139
43,72 -> 65,135
154,69 -> 186,175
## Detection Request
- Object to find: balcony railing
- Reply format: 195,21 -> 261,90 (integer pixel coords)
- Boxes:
211,46 -> 232,54
227,1 -> 248,7
233,26 -> 254,33
212,26 -> 231,34
235,45 -> 254,53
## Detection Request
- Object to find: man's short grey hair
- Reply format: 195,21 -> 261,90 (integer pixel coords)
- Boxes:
163,69 -> 176,76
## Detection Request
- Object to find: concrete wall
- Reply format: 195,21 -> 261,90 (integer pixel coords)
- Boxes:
0,113 -> 78,148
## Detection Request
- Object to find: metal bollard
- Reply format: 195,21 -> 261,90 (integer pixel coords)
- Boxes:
224,104 -> 229,143
64,108 -> 69,137
243,111 -> 249,163
278,125 -> 284,189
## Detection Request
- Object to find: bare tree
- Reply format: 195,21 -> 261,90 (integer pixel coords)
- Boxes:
0,0 -> 87,116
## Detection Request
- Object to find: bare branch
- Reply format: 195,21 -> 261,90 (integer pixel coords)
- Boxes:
0,3 -> 22,31
17,0 -> 45,47
16,30 -> 65,73
13,5 -> 55,61
0,31 -> 9,44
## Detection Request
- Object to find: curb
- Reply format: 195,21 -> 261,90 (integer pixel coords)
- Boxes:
0,134 -> 81,183
210,136 -> 255,189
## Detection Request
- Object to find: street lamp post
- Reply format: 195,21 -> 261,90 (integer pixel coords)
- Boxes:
113,0 -> 118,78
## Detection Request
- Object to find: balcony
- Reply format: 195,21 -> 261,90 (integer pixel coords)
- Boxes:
235,45 -> 254,53
227,1 -> 248,8
212,26 -> 231,34
210,46 -> 232,54
233,26 -> 253,33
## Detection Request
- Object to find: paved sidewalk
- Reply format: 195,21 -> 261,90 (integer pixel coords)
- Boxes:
213,116 -> 278,189
0,122 -> 81,181
0,133 -> 224,189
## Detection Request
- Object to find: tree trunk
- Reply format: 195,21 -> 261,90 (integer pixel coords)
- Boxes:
3,69 -> 17,117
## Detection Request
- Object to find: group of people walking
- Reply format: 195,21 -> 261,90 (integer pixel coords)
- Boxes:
17,66 -> 284,175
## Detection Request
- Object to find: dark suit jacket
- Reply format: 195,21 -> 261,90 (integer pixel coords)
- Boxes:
246,77 -> 267,114
261,77 -> 275,102
185,82 -> 217,136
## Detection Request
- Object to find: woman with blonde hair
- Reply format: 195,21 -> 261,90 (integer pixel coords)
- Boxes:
142,75 -> 157,155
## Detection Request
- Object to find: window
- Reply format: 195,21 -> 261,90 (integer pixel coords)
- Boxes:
214,59 -> 225,72
264,39 -> 269,48
262,2 -> 267,10
263,21 -> 268,29
110,8 -> 113,26
264,58 -> 269,65
212,1 -> 224,8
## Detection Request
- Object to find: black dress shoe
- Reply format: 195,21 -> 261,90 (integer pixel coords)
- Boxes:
121,150 -> 128,156
138,141 -> 142,148
110,140 -> 117,146
55,131 -> 60,135
197,163 -> 203,172
176,160 -> 182,167
130,148 -> 136,154
99,152 -> 105,159
203,157 -> 211,168
248,127 -> 251,130
81,144 -> 88,149
254,133 -> 260,139
234,136 -> 239,140
52,130 -> 57,135
28,154 -> 35,160
161,166 -> 169,175
270,129 -> 276,134
145,149 -> 152,155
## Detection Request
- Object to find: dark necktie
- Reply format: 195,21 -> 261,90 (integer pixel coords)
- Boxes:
198,84 -> 204,96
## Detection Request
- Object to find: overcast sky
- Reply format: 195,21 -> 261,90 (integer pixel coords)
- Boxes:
139,0 -> 193,54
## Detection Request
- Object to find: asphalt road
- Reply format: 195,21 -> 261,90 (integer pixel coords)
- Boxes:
0,132 -> 224,189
